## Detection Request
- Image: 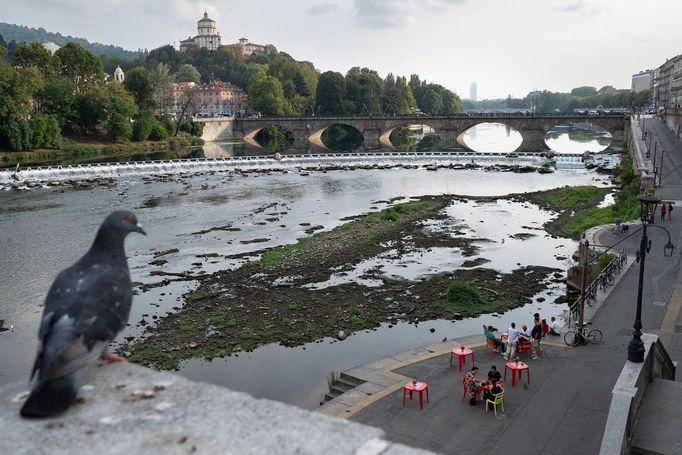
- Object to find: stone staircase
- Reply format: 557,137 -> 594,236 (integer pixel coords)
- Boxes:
630,378 -> 682,455
320,373 -> 366,405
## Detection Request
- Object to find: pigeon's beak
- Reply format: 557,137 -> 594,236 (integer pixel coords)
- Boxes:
135,224 -> 147,236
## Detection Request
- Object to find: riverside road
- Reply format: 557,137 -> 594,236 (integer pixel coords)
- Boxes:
347,116 -> 682,455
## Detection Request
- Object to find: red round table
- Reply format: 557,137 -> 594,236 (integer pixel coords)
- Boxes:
450,347 -> 475,372
504,361 -> 530,387
403,380 -> 429,410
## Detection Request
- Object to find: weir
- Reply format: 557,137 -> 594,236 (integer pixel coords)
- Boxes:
0,151 -> 587,187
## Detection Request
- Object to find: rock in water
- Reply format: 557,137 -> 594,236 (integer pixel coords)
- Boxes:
20,210 -> 146,418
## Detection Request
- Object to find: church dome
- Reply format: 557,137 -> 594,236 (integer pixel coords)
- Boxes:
198,11 -> 215,23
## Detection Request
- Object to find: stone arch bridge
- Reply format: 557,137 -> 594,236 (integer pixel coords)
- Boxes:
209,114 -> 627,152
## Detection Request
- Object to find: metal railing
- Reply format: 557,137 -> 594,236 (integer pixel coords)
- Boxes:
568,248 -> 627,326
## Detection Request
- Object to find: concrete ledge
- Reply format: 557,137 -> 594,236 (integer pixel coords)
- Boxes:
0,363 -> 433,455
599,333 -> 676,455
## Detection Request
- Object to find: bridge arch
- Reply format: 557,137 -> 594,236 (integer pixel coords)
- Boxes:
243,124 -> 294,151
380,123 -> 440,151
457,122 -> 523,153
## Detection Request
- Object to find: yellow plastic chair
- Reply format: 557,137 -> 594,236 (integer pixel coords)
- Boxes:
485,392 -> 505,416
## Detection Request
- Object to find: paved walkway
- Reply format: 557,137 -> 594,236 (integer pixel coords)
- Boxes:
343,118 -> 682,454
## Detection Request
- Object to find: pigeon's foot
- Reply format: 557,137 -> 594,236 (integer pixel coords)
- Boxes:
101,353 -> 128,364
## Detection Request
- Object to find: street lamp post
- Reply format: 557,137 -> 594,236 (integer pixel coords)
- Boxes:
627,192 -> 675,362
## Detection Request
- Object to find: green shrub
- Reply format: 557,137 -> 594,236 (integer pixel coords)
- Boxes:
149,121 -> 169,140
445,281 -> 487,307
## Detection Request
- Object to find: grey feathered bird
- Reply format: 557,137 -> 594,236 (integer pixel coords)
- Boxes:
20,210 -> 146,418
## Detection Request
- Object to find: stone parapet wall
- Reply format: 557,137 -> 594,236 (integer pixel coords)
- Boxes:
0,363 -> 433,455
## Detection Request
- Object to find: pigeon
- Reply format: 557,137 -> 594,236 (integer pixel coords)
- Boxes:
20,210 -> 145,418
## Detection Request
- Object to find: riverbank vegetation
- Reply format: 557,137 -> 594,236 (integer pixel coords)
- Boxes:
524,156 -> 640,238
125,196 -> 559,370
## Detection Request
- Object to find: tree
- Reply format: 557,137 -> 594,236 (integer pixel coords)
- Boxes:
176,64 -> 201,83
124,66 -> 154,109
54,43 -> 104,93
36,78 -> 76,130
315,71 -> 346,115
570,86 -> 597,97
13,42 -> 60,78
247,71 -> 286,116
73,86 -> 106,134
102,83 -> 137,141
0,58 -> 33,150
148,63 -> 174,114
345,67 -> 383,115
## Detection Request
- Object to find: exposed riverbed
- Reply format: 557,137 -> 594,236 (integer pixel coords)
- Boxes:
0,165 -> 612,409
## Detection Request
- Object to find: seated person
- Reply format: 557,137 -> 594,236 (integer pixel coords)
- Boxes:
464,366 -> 483,403
483,379 -> 503,403
487,365 -> 501,383
549,316 -> 561,336
541,319 -> 549,337
519,324 -> 531,343
483,324 -> 504,352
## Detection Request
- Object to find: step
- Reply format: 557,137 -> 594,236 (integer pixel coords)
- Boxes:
631,378 -> 682,455
339,373 -> 366,387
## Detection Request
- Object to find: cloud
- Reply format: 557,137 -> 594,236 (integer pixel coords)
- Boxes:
552,0 -> 612,15
352,0 -> 466,29
307,3 -> 339,15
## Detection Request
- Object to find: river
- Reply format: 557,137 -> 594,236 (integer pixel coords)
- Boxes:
0,150 -> 614,409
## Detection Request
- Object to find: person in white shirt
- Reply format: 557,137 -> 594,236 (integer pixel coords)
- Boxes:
505,322 -> 520,360
519,325 -> 531,342
549,317 -> 561,336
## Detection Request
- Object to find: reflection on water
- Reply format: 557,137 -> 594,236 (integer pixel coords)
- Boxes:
545,123 -> 612,153
461,123 -> 523,153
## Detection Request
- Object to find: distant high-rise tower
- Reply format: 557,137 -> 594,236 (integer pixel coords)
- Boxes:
469,82 -> 478,101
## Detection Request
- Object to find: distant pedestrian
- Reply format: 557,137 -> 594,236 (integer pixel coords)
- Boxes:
643,131 -> 648,141
668,202 -> 673,220
661,204 -> 667,221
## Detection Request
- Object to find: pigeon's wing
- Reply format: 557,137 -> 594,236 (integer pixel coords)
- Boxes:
31,262 -> 132,382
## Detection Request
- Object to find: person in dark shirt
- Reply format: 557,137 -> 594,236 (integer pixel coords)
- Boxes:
531,318 -> 543,359
487,365 -> 501,383
483,378 -> 503,403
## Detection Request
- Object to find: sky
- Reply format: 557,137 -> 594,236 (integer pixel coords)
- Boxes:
3,0 -> 682,99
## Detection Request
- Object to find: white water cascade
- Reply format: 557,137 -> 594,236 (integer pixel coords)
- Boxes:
1,151 -> 586,189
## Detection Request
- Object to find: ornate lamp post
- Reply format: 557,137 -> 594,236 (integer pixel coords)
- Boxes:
627,192 -> 675,362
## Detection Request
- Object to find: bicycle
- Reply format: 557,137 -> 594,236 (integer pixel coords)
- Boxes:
564,322 -> 603,347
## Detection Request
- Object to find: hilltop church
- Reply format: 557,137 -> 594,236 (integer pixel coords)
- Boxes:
179,11 -> 222,52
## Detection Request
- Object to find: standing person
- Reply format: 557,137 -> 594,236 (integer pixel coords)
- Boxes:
549,317 -> 561,336
505,322 -> 520,360
668,202 -> 673,220
661,203 -> 667,221
531,319 -> 543,359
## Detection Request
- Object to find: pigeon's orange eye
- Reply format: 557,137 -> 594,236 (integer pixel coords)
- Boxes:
124,214 -> 134,224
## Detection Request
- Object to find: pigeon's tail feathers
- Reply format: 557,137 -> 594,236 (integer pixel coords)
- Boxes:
20,374 -> 80,418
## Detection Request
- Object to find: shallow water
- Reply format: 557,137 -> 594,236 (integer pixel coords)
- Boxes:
0,167 -> 610,408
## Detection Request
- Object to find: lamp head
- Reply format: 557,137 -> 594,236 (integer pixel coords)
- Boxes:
639,192 -> 661,224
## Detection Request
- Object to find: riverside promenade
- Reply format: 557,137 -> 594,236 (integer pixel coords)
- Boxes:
335,117 -> 682,455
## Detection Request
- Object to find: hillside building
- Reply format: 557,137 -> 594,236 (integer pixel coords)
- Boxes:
179,11 -> 221,52
236,38 -> 273,57
168,80 -> 247,118
113,66 -> 125,83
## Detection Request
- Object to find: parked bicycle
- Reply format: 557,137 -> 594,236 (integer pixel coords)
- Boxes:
564,321 -> 602,346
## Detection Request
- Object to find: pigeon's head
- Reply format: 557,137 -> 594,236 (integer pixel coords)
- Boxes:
104,210 -> 146,237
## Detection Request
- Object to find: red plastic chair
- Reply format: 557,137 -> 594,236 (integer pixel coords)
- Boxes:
485,337 -> 495,351
517,340 -> 532,358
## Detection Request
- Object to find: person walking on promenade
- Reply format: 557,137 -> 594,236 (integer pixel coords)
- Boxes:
661,203 -> 667,221
505,323 -> 520,360
668,202 -> 673,220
